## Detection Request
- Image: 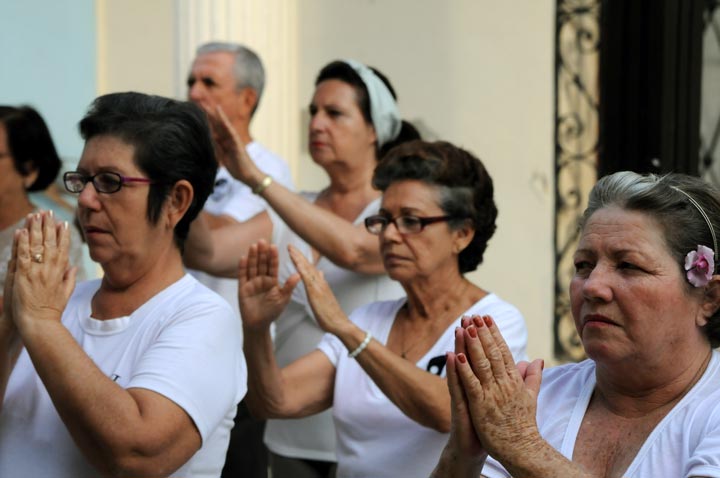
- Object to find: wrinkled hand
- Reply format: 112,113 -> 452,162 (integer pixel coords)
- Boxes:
203,105 -> 259,185
454,315 -> 544,460
445,327 -> 488,461
238,240 -> 299,331
287,245 -> 350,335
7,211 -> 76,335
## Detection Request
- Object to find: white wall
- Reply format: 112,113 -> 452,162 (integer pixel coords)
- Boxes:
96,0 -> 175,96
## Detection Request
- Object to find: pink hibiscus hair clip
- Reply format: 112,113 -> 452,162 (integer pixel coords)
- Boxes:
684,245 -> 715,287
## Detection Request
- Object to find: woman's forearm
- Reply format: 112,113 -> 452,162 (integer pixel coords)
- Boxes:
335,324 -> 451,432
0,331 -> 22,413
243,326 -> 335,419
184,211 -> 273,277
242,326 -> 288,418
18,319 -> 199,476
430,445 -> 487,478
259,182 -> 385,274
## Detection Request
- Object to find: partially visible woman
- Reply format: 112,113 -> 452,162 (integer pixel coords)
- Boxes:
0,93 -> 245,478
0,106 -> 86,300
433,171 -> 720,478
239,140 -> 528,478
185,59 -> 419,476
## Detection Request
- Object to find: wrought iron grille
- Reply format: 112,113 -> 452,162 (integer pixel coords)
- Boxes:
700,0 -> 720,183
553,0 -> 601,362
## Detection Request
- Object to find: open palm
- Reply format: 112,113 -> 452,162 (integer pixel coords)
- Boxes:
237,240 -> 299,330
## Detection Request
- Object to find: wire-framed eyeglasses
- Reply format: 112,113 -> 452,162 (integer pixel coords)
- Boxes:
63,171 -> 154,194
364,214 -> 461,235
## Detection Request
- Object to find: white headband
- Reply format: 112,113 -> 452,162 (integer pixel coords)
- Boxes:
343,59 -> 402,148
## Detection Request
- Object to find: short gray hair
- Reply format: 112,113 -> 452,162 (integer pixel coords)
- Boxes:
582,171 -> 720,345
196,42 -> 265,113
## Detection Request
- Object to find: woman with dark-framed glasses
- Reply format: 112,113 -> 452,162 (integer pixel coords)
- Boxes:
0,93 -> 246,478
238,140 -> 528,477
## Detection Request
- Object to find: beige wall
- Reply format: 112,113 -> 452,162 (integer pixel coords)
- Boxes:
97,0 -> 557,362
96,0 -> 175,96
294,1 -> 556,361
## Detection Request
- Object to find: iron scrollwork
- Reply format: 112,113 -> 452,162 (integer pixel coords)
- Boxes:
554,0 -> 601,362
700,0 -> 720,183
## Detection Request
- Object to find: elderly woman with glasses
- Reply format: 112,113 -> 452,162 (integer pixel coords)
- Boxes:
238,140 -> 528,478
0,93 -> 246,478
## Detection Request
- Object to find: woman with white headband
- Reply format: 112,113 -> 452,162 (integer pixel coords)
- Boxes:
185,60 -> 420,476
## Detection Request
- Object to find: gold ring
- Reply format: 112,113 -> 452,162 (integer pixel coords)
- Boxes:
32,253 -> 43,264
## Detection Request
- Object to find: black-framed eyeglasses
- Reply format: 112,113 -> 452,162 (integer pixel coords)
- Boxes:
364,214 -> 460,235
63,171 -> 154,194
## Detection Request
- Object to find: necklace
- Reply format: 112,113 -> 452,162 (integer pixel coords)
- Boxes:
398,305 -> 445,360
398,281 -> 478,359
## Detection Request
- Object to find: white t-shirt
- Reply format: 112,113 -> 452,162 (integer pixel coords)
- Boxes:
0,274 -> 247,478
483,351 -> 720,478
191,141 -> 293,318
263,193 -> 406,462
318,294 -> 528,478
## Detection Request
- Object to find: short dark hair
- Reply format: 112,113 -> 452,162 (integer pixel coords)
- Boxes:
79,92 -> 217,250
373,140 -> 497,273
0,105 -> 61,191
315,61 -> 420,159
582,171 -> 720,346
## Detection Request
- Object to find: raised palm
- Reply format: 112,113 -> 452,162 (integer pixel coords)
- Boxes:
237,240 -> 299,330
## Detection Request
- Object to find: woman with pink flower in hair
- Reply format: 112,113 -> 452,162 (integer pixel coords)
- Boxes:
433,171 -> 720,478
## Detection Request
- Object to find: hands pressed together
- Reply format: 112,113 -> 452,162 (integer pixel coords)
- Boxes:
439,315 -> 544,476
2,211 -> 76,344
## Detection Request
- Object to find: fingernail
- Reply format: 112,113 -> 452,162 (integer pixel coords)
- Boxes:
457,353 -> 467,364
473,316 -> 484,327
484,315 -> 494,327
541,359 -> 545,370
63,221 -> 69,230
467,326 -> 478,338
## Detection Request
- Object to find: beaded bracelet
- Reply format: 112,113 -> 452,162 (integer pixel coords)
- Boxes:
348,331 -> 373,359
252,175 -> 273,195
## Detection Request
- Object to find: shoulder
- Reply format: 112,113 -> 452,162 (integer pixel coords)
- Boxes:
471,293 -> 527,336
164,274 -> 235,317
67,278 -> 102,303
539,360 -> 594,399
682,351 -> 720,425
471,293 -> 528,359
473,293 -> 524,318
246,142 -> 293,187
132,275 -> 238,336
348,298 -> 405,327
